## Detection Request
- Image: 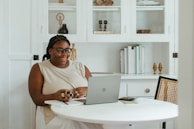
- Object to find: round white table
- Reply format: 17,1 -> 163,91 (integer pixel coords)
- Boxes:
46,98 -> 178,128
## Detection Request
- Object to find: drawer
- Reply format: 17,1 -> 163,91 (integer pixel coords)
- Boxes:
120,79 -> 158,98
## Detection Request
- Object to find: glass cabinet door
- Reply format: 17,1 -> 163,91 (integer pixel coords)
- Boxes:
136,0 -> 165,34
87,0 -> 125,42
127,0 -> 173,42
45,0 -> 85,42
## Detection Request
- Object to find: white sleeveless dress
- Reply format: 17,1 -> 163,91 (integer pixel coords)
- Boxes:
35,60 -> 103,129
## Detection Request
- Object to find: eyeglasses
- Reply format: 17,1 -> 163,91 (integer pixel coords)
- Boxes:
53,47 -> 72,53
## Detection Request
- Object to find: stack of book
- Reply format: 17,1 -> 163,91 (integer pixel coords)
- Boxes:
120,45 -> 145,74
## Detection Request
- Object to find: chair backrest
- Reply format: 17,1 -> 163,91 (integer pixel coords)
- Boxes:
155,76 -> 178,104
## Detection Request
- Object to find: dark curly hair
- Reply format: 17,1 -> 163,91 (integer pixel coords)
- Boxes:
42,35 -> 71,61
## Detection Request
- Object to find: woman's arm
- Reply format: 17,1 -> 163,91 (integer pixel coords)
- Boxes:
73,65 -> 92,98
84,65 -> 92,80
28,63 -> 69,106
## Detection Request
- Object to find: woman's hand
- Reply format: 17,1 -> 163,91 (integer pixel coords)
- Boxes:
73,87 -> 88,98
55,87 -> 88,102
55,89 -> 73,102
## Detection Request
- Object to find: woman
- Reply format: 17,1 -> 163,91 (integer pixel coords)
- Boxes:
28,35 -> 103,129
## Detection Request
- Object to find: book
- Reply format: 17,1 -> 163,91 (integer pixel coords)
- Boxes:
127,45 -> 136,74
139,45 -> 145,73
124,47 -> 128,74
135,45 -> 145,74
135,45 -> 140,74
120,45 -> 144,74
120,49 -> 125,73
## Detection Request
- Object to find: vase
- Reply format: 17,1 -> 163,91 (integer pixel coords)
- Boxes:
58,24 -> 68,34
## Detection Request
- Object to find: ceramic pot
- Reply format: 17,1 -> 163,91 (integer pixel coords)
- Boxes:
58,24 -> 68,34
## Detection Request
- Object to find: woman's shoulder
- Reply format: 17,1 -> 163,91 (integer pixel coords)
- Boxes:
38,60 -> 50,67
69,60 -> 86,77
38,60 -> 49,64
70,60 -> 85,67
31,63 -> 39,70
30,63 -> 41,74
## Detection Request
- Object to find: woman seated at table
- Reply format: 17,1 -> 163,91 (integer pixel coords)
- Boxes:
28,35 -> 103,129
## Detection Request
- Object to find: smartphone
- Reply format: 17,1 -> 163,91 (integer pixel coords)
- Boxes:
118,97 -> 135,101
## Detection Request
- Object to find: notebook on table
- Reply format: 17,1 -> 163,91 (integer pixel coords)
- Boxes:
68,74 -> 121,105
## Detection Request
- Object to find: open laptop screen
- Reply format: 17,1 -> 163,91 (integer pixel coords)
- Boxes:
84,74 -> 121,105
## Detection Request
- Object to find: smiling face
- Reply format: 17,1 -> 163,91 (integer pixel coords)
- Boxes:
49,40 -> 71,68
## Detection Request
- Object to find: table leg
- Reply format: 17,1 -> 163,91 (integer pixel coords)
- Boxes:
160,122 -> 166,129
162,122 -> 166,129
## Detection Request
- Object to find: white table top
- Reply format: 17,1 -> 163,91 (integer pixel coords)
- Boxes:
46,98 -> 178,125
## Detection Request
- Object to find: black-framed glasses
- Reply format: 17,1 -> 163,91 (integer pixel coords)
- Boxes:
53,47 -> 72,53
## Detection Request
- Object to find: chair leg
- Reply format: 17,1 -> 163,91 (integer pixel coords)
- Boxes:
162,122 -> 166,129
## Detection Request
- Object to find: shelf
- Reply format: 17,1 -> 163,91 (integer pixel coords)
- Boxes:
49,3 -> 76,6
94,31 -> 114,34
49,3 -> 76,11
136,5 -> 165,11
121,74 -> 159,80
121,74 -> 177,80
93,6 -> 121,11
92,73 -> 177,80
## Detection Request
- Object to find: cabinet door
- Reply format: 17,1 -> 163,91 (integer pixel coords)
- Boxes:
126,0 -> 174,42
42,0 -> 86,42
87,0 -> 125,42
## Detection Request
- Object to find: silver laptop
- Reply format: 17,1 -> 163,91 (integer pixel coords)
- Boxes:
82,74 -> 121,105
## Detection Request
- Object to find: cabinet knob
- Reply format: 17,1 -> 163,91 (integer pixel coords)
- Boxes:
145,88 -> 150,93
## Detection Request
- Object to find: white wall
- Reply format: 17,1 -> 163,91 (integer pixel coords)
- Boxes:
0,0 -> 35,129
178,0 -> 194,129
0,0 -> 10,129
